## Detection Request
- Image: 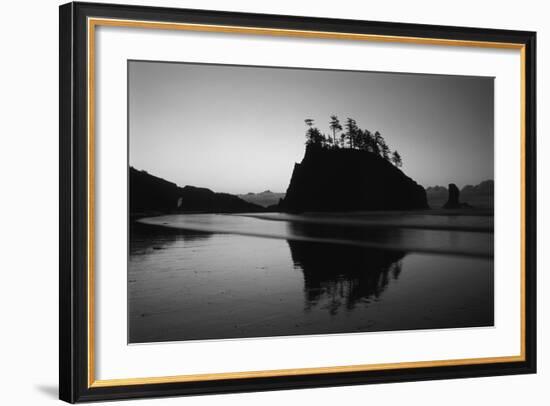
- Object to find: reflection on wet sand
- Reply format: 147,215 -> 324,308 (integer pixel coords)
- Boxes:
130,221 -> 213,256
288,240 -> 405,314
129,214 -> 494,343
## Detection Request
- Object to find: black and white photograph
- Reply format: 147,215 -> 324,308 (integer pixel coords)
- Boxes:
128,61 -> 495,344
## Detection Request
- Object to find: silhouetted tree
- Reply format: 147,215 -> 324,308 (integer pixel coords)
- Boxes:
354,129 -> 372,152
380,138 -> 391,161
372,131 -> 382,155
301,117 -> 403,165
344,118 -> 358,149
365,130 -> 376,153
329,115 -> 342,147
354,129 -> 365,150
305,119 -> 317,145
305,126 -> 325,146
339,131 -> 346,148
391,150 -> 403,168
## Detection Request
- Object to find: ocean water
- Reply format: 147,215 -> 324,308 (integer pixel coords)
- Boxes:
128,213 -> 493,343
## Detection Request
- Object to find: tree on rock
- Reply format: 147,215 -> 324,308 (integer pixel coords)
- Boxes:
302,116 -> 403,165
329,115 -> 342,147
306,127 -> 325,146
391,151 -> 403,168
304,119 -> 327,146
344,117 -> 359,149
380,139 -> 391,161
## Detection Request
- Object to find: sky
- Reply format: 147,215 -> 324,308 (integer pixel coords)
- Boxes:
129,60 -> 494,194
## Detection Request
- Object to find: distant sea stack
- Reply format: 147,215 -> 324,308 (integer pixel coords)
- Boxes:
129,167 -> 263,214
426,180 -> 493,209
443,183 -> 474,209
443,183 -> 461,209
279,145 -> 428,212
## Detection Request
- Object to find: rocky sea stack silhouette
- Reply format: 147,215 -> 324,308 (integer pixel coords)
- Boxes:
426,180 -> 494,209
443,183 -> 474,209
279,144 -> 428,212
443,183 -> 461,209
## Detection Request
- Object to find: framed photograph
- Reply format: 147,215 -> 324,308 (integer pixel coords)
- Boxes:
59,2 -> 536,403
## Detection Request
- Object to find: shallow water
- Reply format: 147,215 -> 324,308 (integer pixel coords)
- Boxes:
129,213 -> 493,343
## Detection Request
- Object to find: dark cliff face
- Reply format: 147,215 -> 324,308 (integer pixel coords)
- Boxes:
130,167 -> 180,213
129,167 -> 263,214
279,145 -> 428,212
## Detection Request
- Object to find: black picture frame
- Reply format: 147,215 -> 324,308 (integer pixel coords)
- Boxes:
60,1 -> 537,403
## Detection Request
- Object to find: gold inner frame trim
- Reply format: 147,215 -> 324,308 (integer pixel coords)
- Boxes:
87,17 -> 527,388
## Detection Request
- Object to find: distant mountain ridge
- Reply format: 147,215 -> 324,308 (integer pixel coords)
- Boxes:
179,185 -> 263,213
129,167 -> 263,215
238,190 -> 286,208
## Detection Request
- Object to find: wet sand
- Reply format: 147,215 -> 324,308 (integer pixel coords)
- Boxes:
129,213 -> 493,343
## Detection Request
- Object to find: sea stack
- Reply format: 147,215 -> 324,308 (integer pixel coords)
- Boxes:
443,183 -> 461,209
278,144 -> 428,212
